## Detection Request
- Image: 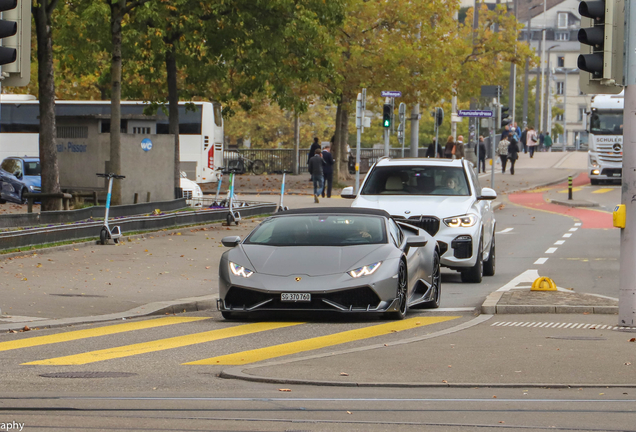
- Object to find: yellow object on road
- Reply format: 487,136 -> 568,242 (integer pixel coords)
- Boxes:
613,204 -> 626,228
531,277 -> 557,291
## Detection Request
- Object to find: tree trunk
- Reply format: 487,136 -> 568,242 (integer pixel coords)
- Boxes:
166,46 -> 180,198
109,3 -> 123,205
332,101 -> 342,182
337,95 -> 350,181
34,0 -> 61,211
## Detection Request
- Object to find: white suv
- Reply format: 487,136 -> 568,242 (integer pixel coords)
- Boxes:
342,158 -> 496,283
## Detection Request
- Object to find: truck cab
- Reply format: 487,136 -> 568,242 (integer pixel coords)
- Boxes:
587,93 -> 624,185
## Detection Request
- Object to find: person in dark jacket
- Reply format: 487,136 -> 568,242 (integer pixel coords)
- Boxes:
425,137 -> 443,158
307,137 -> 321,175
321,146 -> 334,198
307,148 -> 324,203
520,127 -> 528,154
507,137 -> 520,175
478,136 -> 487,173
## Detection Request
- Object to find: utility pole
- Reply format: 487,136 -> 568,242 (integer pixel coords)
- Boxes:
384,97 -> 390,156
410,104 -> 420,157
355,89 -> 367,194
534,33 -> 543,131
539,0 -> 547,133
509,0 -> 517,124
619,0 -> 635,326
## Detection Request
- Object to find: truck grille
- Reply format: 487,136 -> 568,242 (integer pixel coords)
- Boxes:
595,142 -> 622,163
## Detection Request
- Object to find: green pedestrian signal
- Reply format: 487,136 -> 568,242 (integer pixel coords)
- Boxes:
383,104 -> 392,128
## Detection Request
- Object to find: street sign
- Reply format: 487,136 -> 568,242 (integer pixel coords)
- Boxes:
381,91 -> 402,97
458,110 -> 493,118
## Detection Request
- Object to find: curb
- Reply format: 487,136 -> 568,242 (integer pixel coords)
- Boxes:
0,294 -> 218,332
548,198 -> 600,208
481,291 -> 618,315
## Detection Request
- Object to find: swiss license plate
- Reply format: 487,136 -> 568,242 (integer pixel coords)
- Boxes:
613,173 -> 621,177
281,293 -> 311,302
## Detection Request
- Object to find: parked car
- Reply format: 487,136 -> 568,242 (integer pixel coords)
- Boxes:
217,207 -> 441,320
342,158 -> 496,283
0,157 -> 41,204
180,171 -> 203,207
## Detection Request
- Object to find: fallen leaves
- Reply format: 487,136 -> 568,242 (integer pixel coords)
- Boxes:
340,372 -> 349,376
278,388 -> 291,392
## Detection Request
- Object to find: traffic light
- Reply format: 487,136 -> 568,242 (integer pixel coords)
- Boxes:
1,0 -> 31,87
383,104 -> 392,128
499,106 -> 511,129
577,0 -> 624,94
435,107 -> 444,127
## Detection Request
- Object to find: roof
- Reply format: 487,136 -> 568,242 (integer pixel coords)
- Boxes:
376,157 -> 464,167
516,0 -> 568,22
277,207 -> 391,218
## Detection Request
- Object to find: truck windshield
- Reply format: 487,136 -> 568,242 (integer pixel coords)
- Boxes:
590,110 -> 623,135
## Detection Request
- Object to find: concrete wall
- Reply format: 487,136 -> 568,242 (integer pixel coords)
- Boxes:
57,118 -> 175,204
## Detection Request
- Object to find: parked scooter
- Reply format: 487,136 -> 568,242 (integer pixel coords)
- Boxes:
96,173 -> 126,245
224,168 -> 241,226
277,170 -> 291,212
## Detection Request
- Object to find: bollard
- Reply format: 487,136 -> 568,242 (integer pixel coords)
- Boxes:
146,192 -> 151,203
134,193 -> 139,204
93,191 -> 98,206
568,175 -> 573,200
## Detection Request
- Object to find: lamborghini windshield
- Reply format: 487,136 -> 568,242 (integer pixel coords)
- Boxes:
245,215 -> 387,246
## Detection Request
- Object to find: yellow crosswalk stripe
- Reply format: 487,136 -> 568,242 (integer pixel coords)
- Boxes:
185,316 -> 459,366
23,322 -> 303,365
0,317 -> 208,353
591,188 -> 615,194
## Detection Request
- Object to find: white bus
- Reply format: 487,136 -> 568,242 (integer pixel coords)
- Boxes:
587,92 -> 623,185
0,95 -> 224,183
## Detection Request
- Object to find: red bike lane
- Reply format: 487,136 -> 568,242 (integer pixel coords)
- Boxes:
507,173 -> 614,229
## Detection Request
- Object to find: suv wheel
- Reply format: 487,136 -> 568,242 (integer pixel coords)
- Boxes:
483,235 -> 496,276
461,239 -> 483,283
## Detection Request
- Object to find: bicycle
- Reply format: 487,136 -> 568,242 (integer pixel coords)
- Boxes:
226,152 -> 266,175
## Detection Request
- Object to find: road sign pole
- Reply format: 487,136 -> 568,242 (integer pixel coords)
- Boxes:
410,104 -> 420,157
355,93 -> 362,194
619,0 -> 636,326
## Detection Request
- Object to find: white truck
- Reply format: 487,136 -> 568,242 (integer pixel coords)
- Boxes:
587,92 -> 624,185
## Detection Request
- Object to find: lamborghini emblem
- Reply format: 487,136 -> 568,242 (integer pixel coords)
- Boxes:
295,277 -> 302,282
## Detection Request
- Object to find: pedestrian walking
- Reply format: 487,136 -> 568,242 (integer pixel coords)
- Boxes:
538,131 -> 545,152
426,137 -> 443,158
321,146 -> 334,198
497,135 -> 510,173
444,135 -> 455,159
454,135 -> 465,159
526,127 -> 538,158
501,125 -> 510,141
520,127 -> 528,154
507,136 -> 520,175
307,148 -> 324,203
514,122 -> 522,141
307,137 -> 321,165
478,136 -> 487,173
543,132 -> 553,152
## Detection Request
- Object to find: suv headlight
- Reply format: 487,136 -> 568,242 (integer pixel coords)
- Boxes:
444,214 -> 478,228
229,262 -> 254,278
348,262 -> 382,278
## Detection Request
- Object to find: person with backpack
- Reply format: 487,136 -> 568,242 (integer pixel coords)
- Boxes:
543,132 -> 553,152
497,135 -> 510,173
507,135 -> 520,175
526,127 -> 538,158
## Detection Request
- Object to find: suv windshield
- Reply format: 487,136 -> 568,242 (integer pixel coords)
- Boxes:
361,166 -> 470,196
245,215 -> 387,246
24,161 -> 41,176
590,110 -> 623,135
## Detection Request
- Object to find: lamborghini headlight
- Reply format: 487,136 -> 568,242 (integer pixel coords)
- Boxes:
229,262 -> 254,278
444,214 -> 478,228
348,262 -> 382,278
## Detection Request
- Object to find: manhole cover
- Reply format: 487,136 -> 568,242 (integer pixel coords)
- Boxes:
39,372 -> 137,378
547,336 -> 607,341
49,294 -> 108,298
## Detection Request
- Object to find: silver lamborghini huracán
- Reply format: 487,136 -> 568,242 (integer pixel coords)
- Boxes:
217,208 -> 441,320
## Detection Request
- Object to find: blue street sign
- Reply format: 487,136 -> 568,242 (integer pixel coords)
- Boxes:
381,91 -> 402,98
457,110 -> 493,118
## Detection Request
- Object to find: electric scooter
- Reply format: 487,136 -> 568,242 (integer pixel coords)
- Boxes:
277,170 -> 290,212
96,173 -> 126,245
212,169 -> 223,206
225,168 -> 241,226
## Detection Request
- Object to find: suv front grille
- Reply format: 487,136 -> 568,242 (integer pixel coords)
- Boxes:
394,216 -> 440,236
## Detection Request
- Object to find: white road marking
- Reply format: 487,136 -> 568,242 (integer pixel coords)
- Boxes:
497,228 -> 514,234
554,240 -> 565,245
496,269 -> 541,292
435,307 -> 476,312
575,223 -> 582,226
569,228 -> 579,232
491,322 -> 622,331
534,257 -> 549,265
563,233 -> 572,238
545,248 -> 558,254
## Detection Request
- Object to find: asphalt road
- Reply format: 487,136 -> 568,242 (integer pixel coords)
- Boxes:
0,167 -> 629,432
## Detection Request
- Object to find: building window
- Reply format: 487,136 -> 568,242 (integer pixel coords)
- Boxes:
579,107 -> 586,122
556,82 -> 564,95
557,56 -> 565,67
557,12 -> 568,29
555,32 -> 570,41
556,113 -> 564,121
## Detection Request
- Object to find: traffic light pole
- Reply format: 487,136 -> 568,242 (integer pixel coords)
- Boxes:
384,97 -> 390,157
619,0 -> 636,326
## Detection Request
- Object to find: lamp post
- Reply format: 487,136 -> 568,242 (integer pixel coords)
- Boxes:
522,2 -> 543,128
544,45 -> 560,137
555,67 -> 579,151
